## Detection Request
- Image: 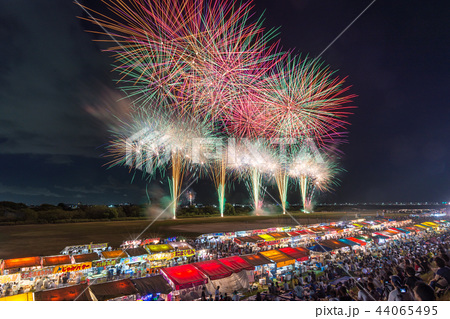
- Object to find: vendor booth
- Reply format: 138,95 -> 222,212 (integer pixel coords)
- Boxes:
193,260 -> 243,295
161,264 -> 209,301
132,275 -> 172,301
34,284 -> 94,301
277,247 -> 310,262
2,256 -> 41,274
89,278 -> 138,301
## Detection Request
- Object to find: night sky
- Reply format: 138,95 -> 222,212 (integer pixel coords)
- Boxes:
0,0 -> 448,205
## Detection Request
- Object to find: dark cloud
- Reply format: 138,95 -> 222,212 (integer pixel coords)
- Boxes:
0,0 -> 448,205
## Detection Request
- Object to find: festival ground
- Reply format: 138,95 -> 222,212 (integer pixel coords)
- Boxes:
1,210 -> 405,259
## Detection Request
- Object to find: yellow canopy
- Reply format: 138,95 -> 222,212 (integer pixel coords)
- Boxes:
422,222 -> 439,227
145,244 -> 174,254
414,224 -> 428,229
259,250 -> 295,268
0,292 -> 33,301
258,234 -> 275,241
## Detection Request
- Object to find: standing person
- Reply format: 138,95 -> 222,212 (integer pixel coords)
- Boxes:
201,286 -> 207,301
232,291 -> 240,301
255,291 -> 262,301
215,286 -> 220,301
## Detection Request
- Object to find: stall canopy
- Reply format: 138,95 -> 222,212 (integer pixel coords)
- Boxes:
395,228 -> 411,233
218,256 -> 254,272
338,238 -> 359,247
161,264 -> 208,290
346,237 -> 367,246
34,284 -> 94,301
258,234 -> 275,241
308,245 -> 332,252
267,232 -> 290,239
42,255 -> 72,267
72,253 -> 99,263
234,236 -> 257,244
193,260 -> 233,280
320,240 -> 349,249
247,235 -> 264,242
240,254 -> 272,266
90,279 -> 138,301
131,275 -> 172,295
3,256 -> 41,269
287,232 -> 300,237
145,244 -> 174,254
277,247 -> 309,262
355,236 -> 372,242
168,242 -> 194,250
101,250 -> 127,259
259,250 -> 295,268
125,247 -> 149,257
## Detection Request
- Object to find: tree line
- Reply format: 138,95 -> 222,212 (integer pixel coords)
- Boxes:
0,201 -> 253,225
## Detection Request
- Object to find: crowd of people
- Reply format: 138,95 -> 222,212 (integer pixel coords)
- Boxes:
243,229 -> 450,301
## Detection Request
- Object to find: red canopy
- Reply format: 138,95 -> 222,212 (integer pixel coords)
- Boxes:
346,237 -> 366,246
218,256 -> 254,272
3,256 -> 41,269
193,260 -> 233,280
287,232 -> 300,237
42,255 -> 72,267
161,264 -> 208,290
277,247 -> 309,261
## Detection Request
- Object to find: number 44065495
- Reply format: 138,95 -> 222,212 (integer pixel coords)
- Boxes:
375,306 -> 437,316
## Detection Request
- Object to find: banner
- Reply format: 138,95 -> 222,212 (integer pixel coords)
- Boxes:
0,273 -> 20,284
171,249 -> 195,258
53,262 -> 92,274
121,256 -> 145,264
92,259 -> 118,268
146,253 -> 172,261
21,268 -> 53,280
89,243 -> 108,250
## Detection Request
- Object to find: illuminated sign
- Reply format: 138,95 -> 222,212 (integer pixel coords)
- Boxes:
53,262 -> 92,274
121,256 -> 145,264
171,249 -> 195,258
140,238 -> 160,246
21,268 -> 53,280
92,259 -> 119,268
90,243 -> 108,250
146,253 -> 172,261
0,273 -> 20,284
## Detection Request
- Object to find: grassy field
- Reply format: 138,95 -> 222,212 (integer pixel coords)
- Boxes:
0,210 -> 396,259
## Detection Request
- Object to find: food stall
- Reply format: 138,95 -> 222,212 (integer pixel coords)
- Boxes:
33,283 -> 94,301
193,260 -> 236,294
240,254 -> 272,285
120,247 -> 149,278
132,275 -> 173,301
258,249 -> 295,280
160,264 -> 209,301
145,244 -> 175,271
1,256 -> 41,275
60,243 -> 108,256
89,278 -> 138,301
218,256 -> 255,290
169,242 -> 196,266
